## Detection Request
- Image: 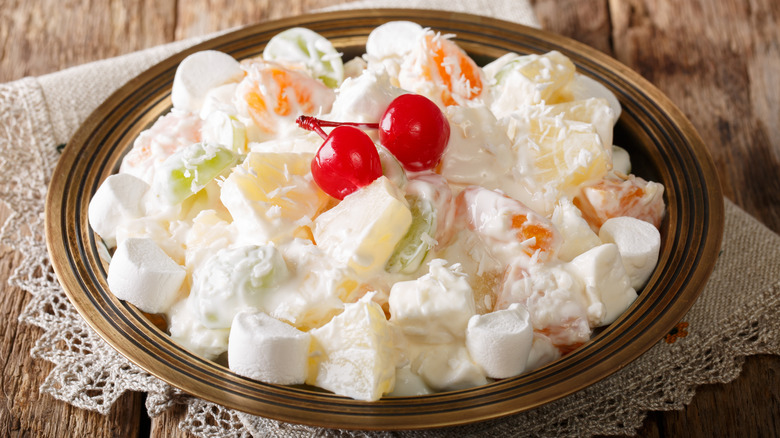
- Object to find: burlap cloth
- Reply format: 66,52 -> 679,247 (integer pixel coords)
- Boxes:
2,1 -> 779,436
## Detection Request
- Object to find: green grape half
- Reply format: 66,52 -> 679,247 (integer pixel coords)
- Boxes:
385,195 -> 436,274
155,142 -> 237,205
263,27 -> 344,88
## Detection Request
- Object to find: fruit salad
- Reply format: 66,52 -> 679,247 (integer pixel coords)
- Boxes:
89,22 -> 666,401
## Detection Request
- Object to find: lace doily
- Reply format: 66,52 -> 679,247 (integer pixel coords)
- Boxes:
2,4 -> 780,437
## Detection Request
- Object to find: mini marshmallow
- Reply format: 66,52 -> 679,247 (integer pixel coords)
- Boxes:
599,216 -> 661,289
568,243 -> 637,326
171,50 -> 243,113
88,173 -> 149,248
387,365 -> 434,397
465,303 -> 534,379
611,145 -> 631,175
365,21 -> 424,61
107,237 -> 186,313
409,343 -> 487,391
228,310 -> 310,385
525,333 -> 562,371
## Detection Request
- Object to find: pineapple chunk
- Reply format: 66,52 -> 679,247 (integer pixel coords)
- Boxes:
307,293 -> 398,401
313,176 -> 412,277
220,152 -> 329,244
539,98 -> 617,150
489,51 -> 576,116
512,116 -> 610,195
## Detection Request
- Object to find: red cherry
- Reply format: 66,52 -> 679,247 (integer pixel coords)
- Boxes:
308,125 -> 382,200
379,94 -> 450,172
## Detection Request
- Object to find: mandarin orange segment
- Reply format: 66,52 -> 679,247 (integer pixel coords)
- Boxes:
238,60 -> 335,135
244,90 -> 275,133
536,327 -> 585,355
270,68 -> 316,116
574,175 -> 666,230
511,214 -> 557,257
423,34 -> 483,106
458,187 -> 561,262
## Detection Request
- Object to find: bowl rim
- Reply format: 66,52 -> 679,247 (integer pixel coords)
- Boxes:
45,8 -> 724,430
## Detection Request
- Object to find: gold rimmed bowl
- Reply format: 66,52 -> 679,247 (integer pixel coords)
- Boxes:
45,9 -> 724,430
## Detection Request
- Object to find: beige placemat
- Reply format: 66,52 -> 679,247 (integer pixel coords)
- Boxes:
1,1 -> 779,437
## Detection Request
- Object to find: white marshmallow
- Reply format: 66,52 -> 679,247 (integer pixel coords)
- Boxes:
408,343 -> 488,391
599,216 -> 661,289
171,50 -> 243,113
386,365 -> 434,397
525,333 -> 561,371
327,70 -> 405,123
568,243 -> 637,326
365,21 -> 424,62
88,173 -> 149,248
228,311 -> 310,385
107,237 -> 185,313
611,145 -> 631,175
466,303 -> 534,379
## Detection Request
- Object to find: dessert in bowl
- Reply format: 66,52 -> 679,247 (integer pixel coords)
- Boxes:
46,10 -> 723,430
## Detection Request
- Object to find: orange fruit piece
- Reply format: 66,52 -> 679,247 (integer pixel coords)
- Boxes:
409,33 -> 483,106
457,187 -> 561,262
574,175 -> 666,231
237,60 -> 335,135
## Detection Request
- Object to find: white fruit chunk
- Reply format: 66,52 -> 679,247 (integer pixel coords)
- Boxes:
550,198 -> 601,261
307,293 -> 397,401
313,176 -> 412,276
389,259 -> 476,343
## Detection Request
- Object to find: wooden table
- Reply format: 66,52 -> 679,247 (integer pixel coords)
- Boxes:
1,0 -> 778,436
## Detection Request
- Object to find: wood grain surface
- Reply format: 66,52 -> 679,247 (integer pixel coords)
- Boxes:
1,0 -> 779,437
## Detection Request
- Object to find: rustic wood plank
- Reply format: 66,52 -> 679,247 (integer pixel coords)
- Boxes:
609,0 -> 780,233
641,354 -> 780,436
529,0 -> 613,54
171,0 -> 346,40
0,208 -> 144,437
0,0 -> 177,82
150,403 -> 193,438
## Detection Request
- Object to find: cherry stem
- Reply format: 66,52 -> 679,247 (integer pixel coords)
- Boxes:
296,115 -> 379,140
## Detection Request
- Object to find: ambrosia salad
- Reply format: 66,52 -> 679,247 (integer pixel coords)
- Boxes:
89,22 -> 666,401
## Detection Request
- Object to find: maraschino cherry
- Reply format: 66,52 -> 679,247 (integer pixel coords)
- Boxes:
378,94 -> 450,172
297,93 -> 450,199
297,117 -> 382,200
